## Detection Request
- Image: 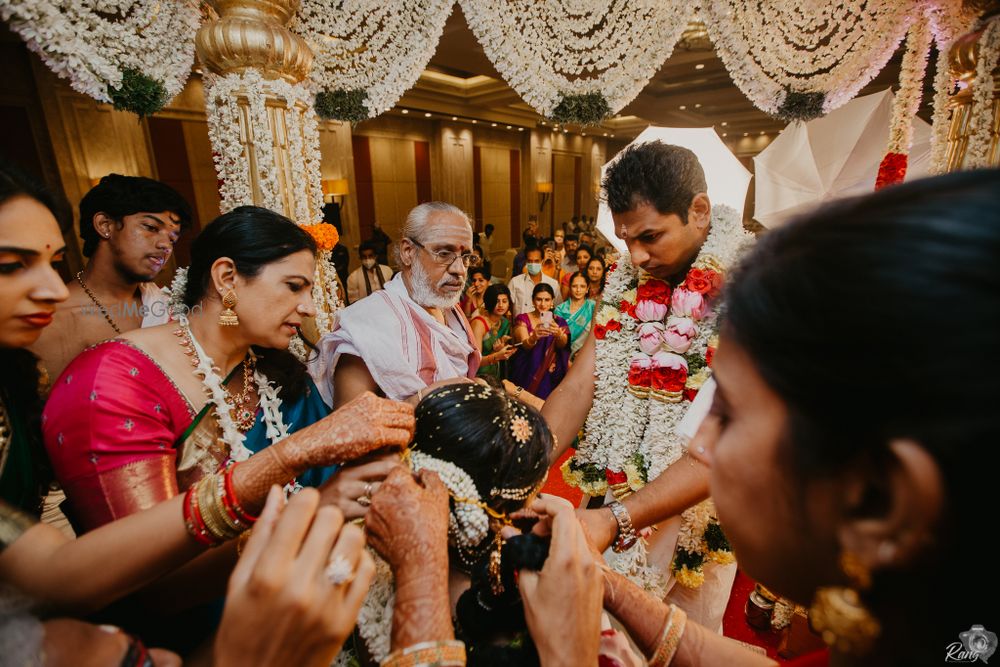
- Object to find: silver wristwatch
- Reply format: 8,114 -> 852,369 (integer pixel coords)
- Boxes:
607,500 -> 638,552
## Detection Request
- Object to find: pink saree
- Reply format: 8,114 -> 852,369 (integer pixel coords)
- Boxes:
42,340 -> 196,532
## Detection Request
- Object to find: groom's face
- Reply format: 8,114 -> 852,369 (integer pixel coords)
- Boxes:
614,194 -> 711,281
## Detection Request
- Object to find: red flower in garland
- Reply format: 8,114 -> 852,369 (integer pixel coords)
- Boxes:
637,278 -> 671,304
875,152 -> 908,190
652,365 -> 688,393
605,469 -> 628,486
705,346 -> 716,367
620,299 -> 637,318
605,319 -> 622,333
594,324 -> 606,340
683,387 -> 699,402
685,268 -> 723,298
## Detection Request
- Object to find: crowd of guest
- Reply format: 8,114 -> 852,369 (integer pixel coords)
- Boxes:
0,148 -> 995,667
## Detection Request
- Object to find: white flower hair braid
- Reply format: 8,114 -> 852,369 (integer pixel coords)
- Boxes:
409,450 -> 489,549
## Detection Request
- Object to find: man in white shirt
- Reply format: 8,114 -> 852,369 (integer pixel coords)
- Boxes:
508,246 -> 561,316
346,241 -> 393,304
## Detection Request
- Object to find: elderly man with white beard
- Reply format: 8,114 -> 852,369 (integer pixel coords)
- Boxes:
310,201 -> 481,410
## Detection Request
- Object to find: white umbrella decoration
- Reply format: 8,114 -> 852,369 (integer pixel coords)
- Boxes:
753,89 -> 933,229
597,126 -> 752,255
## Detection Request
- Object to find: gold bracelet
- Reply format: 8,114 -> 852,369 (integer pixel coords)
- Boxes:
197,475 -> 241,543
648,604 -> 687,667
381,639 -> 466,667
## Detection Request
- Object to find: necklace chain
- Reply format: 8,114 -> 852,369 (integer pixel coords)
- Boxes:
174,324 -> 257,431
76,271 -> 121,334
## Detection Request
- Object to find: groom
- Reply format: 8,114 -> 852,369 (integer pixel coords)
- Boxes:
542,141 -> 750,627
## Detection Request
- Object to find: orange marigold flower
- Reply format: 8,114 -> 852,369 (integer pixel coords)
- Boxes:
304,222 -> 339,251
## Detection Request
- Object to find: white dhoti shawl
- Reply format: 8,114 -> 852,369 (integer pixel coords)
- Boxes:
310,274 -> 481,405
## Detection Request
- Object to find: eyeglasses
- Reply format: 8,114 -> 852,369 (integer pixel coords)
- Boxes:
408,238 -> 476,267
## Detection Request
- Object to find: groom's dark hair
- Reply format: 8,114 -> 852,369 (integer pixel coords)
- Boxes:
602,141 -> 707,224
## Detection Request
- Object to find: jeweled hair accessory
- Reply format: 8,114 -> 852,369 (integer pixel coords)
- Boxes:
409,450 -> 489,549
509,415 -> 533,443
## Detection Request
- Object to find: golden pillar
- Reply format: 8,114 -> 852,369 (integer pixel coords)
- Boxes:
945,3 -> 1000,170
195,0 -> 324,225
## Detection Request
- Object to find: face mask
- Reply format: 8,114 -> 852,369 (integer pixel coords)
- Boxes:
361,258 -> 376,269
526,262 -> 542,276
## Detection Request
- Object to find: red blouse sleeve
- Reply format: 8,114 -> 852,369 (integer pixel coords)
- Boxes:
43,341 -> 193,532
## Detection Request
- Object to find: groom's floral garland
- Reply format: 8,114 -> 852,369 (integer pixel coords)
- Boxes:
562,204 -> 752,592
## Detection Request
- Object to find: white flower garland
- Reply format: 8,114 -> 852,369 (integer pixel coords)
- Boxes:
460,0 -> 693,117
203,69 -> 323,223
885,15 -> 933,156
0,0 -> 198,106
700,0 -> 914,117
566,205 -> 752,591
344,450 -> 492,665
176,314 -> 289,464
927,0 -> 977,174
292,0 -> 454,119
965,18 -> 1000,169
163,266 -> 188,320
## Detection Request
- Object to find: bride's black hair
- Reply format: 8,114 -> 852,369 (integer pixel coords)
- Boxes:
182,206 -> 317,401
413,382 -> 554,666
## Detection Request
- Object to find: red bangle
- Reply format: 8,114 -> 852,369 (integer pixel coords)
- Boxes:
223,464 -> 258,525
183,486 -> 215,547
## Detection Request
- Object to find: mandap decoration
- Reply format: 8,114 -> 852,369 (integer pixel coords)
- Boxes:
460,0 -> 693,124
925,0 -> 977,173
563,204 -> 754,592
876,15 -> 934,189
0,0 -> 200,116
197,0 -> 340,335
700,0 -> 915,121
292,0 -> 455,123
964,17 -> 1000,169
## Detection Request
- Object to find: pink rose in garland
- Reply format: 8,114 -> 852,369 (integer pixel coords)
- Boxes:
634,298 -> 668,323
651,351 -> 688,393
671,287 -> 708,320
663,316 -> 697,354
637,322 -> 665,355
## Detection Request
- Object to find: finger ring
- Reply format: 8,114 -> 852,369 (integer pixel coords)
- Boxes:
324,554 -> 356,585
363,482 -> 374,497
357,494 -> 371,507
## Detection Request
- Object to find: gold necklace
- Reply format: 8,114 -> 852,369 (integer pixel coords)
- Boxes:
76,271 -> 121,334
174,325 -> 257,431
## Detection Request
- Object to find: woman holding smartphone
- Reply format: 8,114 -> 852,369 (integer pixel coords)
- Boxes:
509,282 -> 570,398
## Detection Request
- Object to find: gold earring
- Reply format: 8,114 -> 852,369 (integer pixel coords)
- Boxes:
219,290 -> 239,327
809,552 -> 880,655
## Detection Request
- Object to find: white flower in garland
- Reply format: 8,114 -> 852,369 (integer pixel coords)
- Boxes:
965,17 -> 1000,169
460,0 -> 693,119
0,0 -> 199,113
700,0 -> 915,119
292,0 -> 454,120
927,0 -> 977,174
885,16 -> 934,157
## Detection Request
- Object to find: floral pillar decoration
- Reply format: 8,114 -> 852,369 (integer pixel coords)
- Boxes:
196,0 -> 340,335
876,16 -> 934,189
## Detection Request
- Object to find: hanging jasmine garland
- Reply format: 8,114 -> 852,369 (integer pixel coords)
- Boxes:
700,0 -> 914,120
964,18 -> 1000,169
0,0 -> 200,116
292,0 -> 455,122
876,15 -> 933,189
927,0 -> 977,174
460,0 -> 693,122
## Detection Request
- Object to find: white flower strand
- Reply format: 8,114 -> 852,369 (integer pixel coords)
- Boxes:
965,18 -> 1000,169
292,0 -> 455,119
460,0 -> 693,117
176,315 -> 288,464
885,15 -> 933,156
700,0 -> 914,117
0,0 -> 198,107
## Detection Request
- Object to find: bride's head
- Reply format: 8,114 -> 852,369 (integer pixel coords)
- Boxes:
411,381 -> 552,569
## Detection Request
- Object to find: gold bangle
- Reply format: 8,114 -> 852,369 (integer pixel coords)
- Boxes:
236,529 -> 252,556
381,639 -> 466,667
197,475 -> 241,543
648,604 -> 687,667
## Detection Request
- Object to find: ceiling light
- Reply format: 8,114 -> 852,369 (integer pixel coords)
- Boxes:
721,121 -> 727,126
722,132 -> 728,137
506,125 -> 512,129
563,129 -> 568,133
541,120 -> 547,125
518,127 -> 524,131
581,132 -> 586,136
610,134 -> 615,138
401,109 -> 409,114
603,132 -> 608,137
679,105 -> 687,110
695,63 -> 705,70
452,116 -> 458,121
695,103 -> 701,108
743,132 -> 749,137
424,112 -> 432,118
760,131 -> 766,135
472,119 -> 477,124
491,122 -> 497,127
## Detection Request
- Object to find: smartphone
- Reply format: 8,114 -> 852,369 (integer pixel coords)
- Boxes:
539,311 -> 554,326
508,340 -> 524,348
